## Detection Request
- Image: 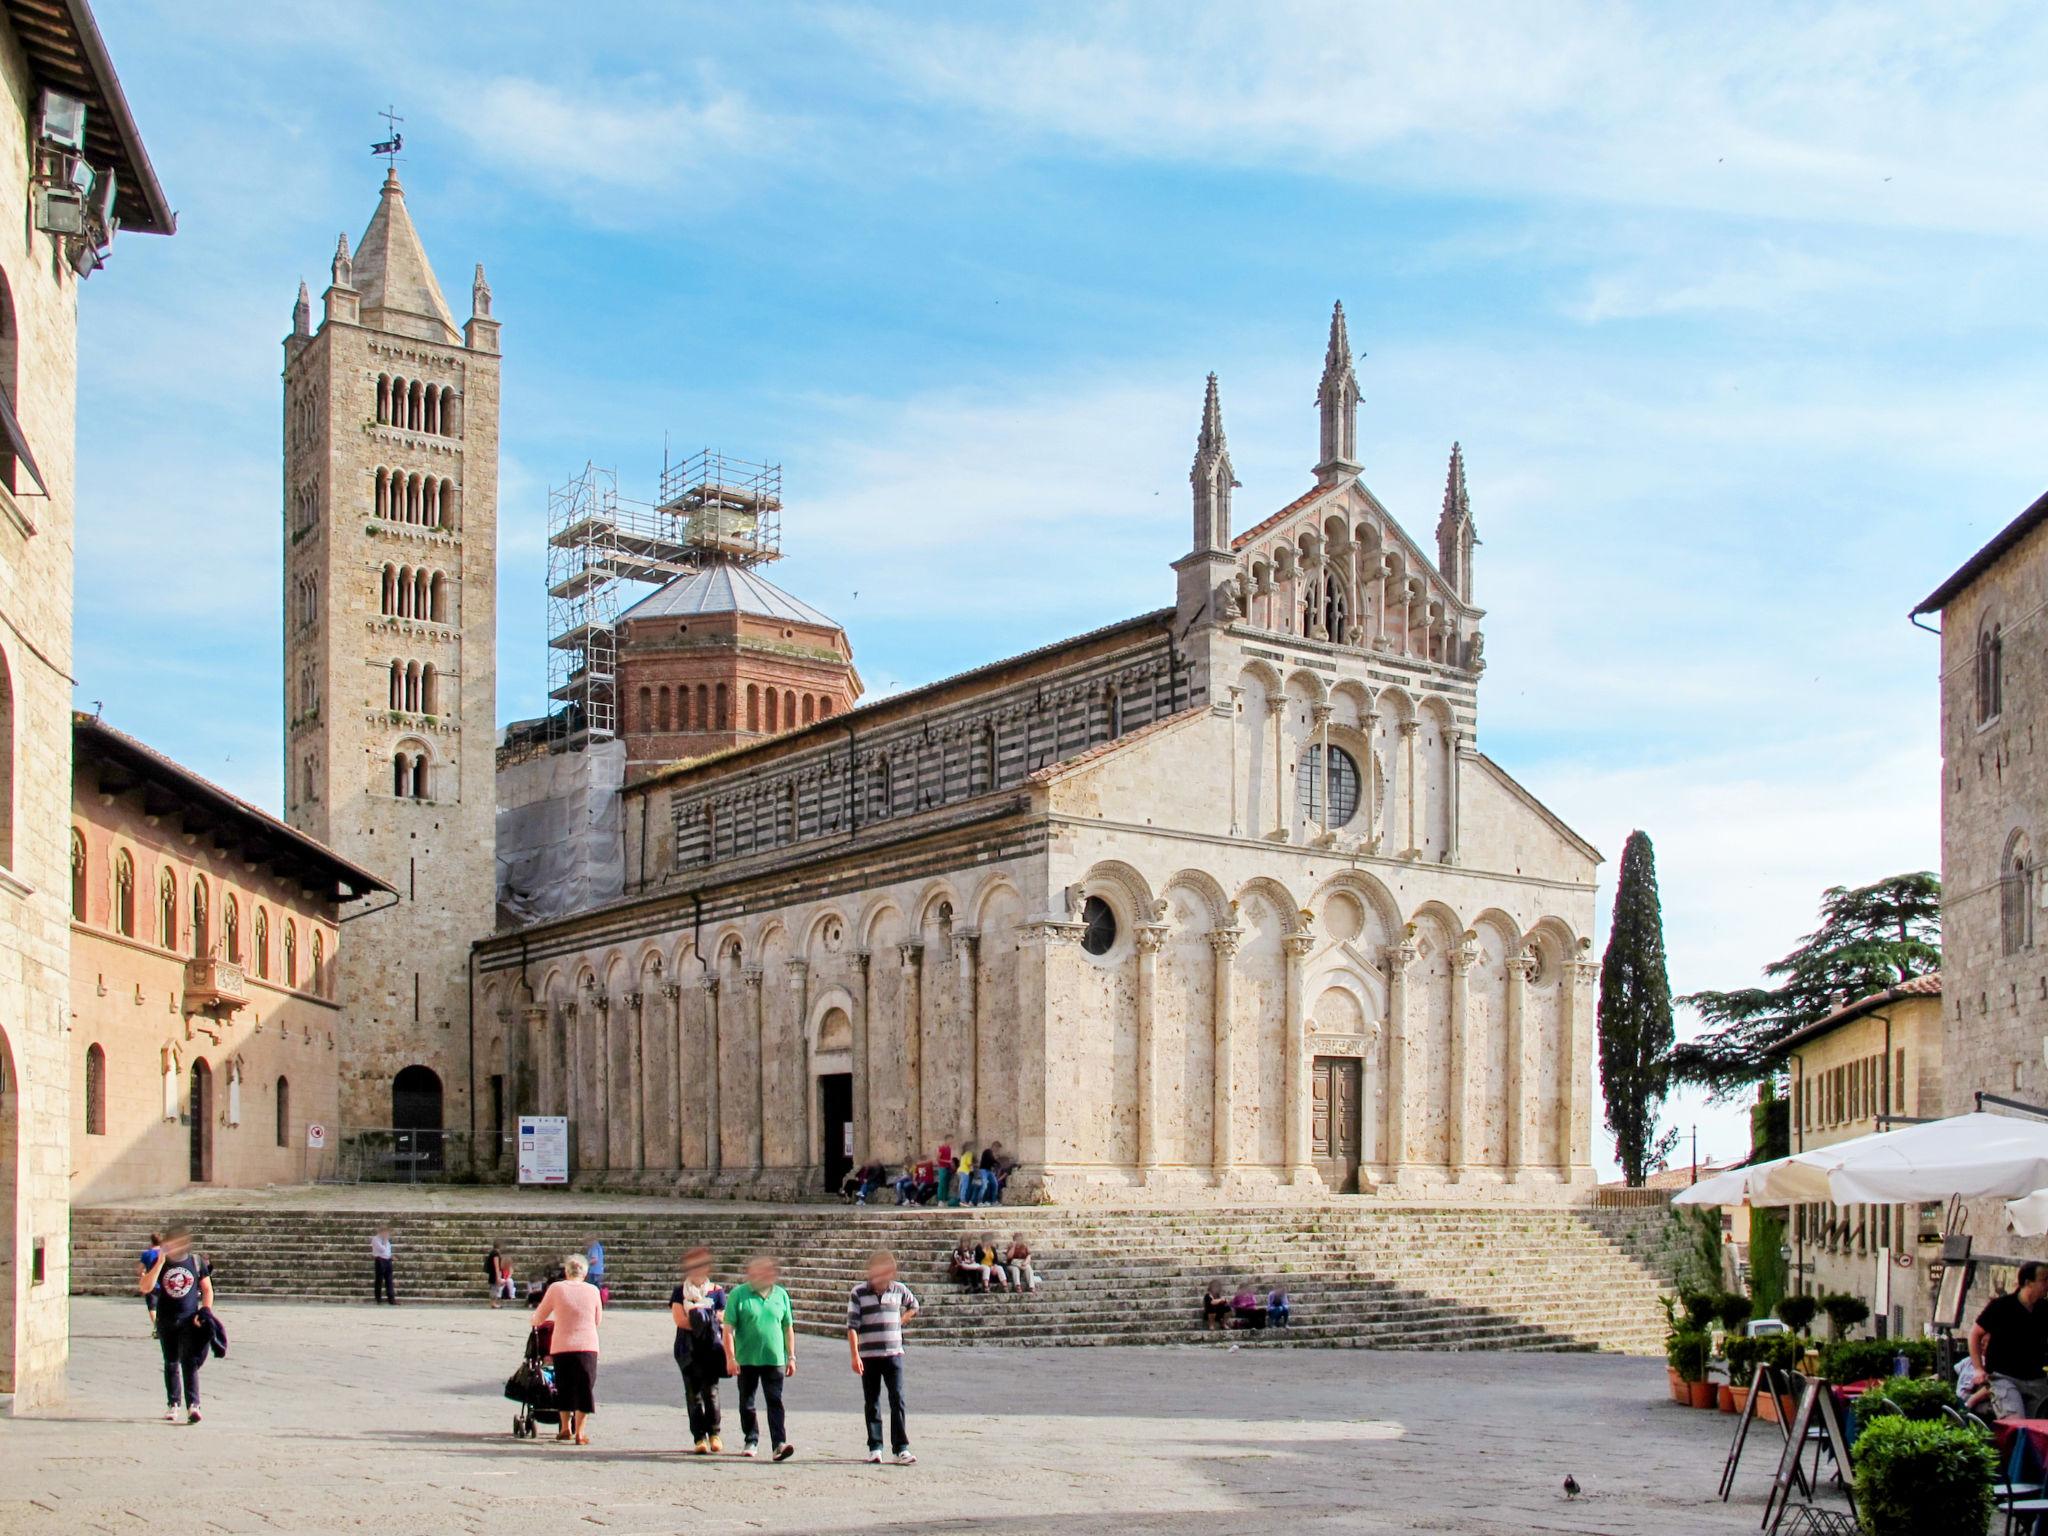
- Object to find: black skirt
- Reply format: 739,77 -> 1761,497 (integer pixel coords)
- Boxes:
552,1350 -> 598,1414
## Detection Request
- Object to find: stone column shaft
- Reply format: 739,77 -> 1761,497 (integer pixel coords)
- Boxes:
1383,939 -> 1416,1174
957,932 -> 982,1145
1283,930 -> 1314,1181
900,942 -> 924,1154
852,952 -> 871,1163
702,977 -> 723,1175
1568,958 -> 1599,1172
1211,928 -> 1242,1176
744,969 -> 765,1172
1135,925 -> 1167,1174
1448,937 -> 1476,1176
1401,720 -> 1420,855
788,959 -> 811,1179
1505,953 -> 1535,1182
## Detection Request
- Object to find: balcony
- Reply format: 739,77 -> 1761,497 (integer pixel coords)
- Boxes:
184,956 -> 248,1016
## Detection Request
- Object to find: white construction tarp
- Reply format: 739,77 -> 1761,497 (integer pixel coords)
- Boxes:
495,740 -> 625,926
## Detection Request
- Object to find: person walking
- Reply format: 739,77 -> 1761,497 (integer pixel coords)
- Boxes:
847,1249 -> 919,1464
586,1236 -> 608,1301
723,1254 -> 797,1461
139,1225 -> 214,1424
370,1226 -> 397,1305
671,1246 -> 728,1454
530,1252 -> 604,1445
486,1243 -> 517,1308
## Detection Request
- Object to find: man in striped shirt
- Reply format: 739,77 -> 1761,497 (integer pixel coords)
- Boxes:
846,1250 -> 919,1464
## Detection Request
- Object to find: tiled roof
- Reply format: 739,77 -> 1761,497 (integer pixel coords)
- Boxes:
1231,484 -> 1330,551
1914,490 -> 2048,615
1773,971 -> 1942,1054
620,563 -> 840,628
1025,705 -> 1211,784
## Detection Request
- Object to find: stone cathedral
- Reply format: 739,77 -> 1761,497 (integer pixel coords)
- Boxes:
470,301 -> 1604,1205
282,171 -> 500,1136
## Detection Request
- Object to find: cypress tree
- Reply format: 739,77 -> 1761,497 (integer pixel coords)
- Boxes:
1598,830 -> 1677,1186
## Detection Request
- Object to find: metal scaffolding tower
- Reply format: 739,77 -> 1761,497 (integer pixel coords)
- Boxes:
545,449 -> 783,750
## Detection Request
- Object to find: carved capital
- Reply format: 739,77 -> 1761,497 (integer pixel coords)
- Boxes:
1506,951 -> 1539,985
953,926 -> 980,949
592,992 -> 610,1013
1399,720 -> 1420,738
1310,703 -> 1333,728
1266,697 -> 1286,717
1282,933 -> 1315,959
1450,931 -> 1481,973
897,940 -> 924,969
521,1005 -> 547,1027
1134,924 -> 1170,955
741,967 -> 764,991
624,990 -> 645,1011
699,974 -> 721,997
785,958 -> 808,992
660,981 -> 682,1002
1209,927 -> 1244,959
1573,958 -> 1601,987
853,949 -> 871,975
1381,939 -> 1419,972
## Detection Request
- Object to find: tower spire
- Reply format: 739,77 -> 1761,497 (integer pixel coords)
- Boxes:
1437,441 -> 1477,602
1314,300 -> 1361,486
1190,372 -> 1238,554
292,279 -> 311,338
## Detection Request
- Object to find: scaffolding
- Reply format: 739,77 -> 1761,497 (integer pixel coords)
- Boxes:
545,449 -> 783,750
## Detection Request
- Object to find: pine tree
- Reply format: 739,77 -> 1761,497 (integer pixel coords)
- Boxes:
1598,830 -> 1678,1186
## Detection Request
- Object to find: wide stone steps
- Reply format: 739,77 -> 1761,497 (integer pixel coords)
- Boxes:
73,1202 -> 1675,1354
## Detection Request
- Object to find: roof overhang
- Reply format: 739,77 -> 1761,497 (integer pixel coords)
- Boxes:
1913,489 -> 2048,617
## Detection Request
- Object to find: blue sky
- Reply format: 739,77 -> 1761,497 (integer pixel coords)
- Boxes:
73,2 -> 2048,1171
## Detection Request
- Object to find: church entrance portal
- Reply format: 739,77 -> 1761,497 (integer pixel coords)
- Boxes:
820,1072 -> 853,1193
1311,1056 -> 1363,1193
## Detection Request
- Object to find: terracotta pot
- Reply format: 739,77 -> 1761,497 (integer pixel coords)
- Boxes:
1730,1387 -> 1751,1415
1669,1371 -> 1689,1404
1717,1384 -> 1737,1413
1757,1392 -> 1780,1424
1689,1381 -> 1717,1409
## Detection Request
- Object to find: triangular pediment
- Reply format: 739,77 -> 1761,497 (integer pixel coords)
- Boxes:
1231,477 -> 1475,617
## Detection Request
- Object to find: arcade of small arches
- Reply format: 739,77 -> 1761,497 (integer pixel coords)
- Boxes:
379,564 -> 449,622
374,372 -> 458,437
390,737 -> 435,801
1236,511 -> 1479,670
474,860 -> 1593,1200
631,680 -> 837,735
386,658 -> 440,715
372,467 -> 458,529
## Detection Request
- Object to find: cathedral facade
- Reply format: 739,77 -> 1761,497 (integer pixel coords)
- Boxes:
473,305 -> 1602,1204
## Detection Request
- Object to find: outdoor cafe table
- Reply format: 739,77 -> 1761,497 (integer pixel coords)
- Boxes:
1995,1416 -> 2048,1471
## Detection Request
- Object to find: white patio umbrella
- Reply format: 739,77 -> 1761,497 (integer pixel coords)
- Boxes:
2007,1189 -> 2048,1238
1752,1111 -> 2048,1207
1671,1162 -> 1778,1206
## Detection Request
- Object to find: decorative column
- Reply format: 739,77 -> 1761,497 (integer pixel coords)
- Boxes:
1134,920 -> 1168,1178
742,967 -> 765,1172
520,1005 -> 545,1117
1282,925 -> 1316,1183
898,941 -> 924,1154
700,974 -> 722,1175
1210,926 -> 1243,1178
1226,689 -> 1243,837
851,951 -> 872,1161
1268,697 -> 1288,841
1400,720 -> 1420,856
787,958 -> 811,1177
955,929 -> 982,1144
1568,952 -> 1600,1175
592,991 -> 613,1171
1504,948 -> 1537,1182
662,980 -> 684,1170
1311,703 -> 1333,839
566,999 -> 587,1163
1447,731 -> 1467,865
1447,932 -> 1478,1178
1382,933 -> 1417,1179
626,990 -> 647,1171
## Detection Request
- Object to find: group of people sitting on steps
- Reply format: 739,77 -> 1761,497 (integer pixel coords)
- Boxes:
950,1233 -> 1038,1293
840,1139 -> 1018,1206
1202,1282 -> 1291,1332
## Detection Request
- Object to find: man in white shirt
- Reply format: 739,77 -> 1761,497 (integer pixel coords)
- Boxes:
371,1227 -> 397,1305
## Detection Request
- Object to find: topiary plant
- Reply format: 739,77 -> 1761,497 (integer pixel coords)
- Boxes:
1777,1294 -> 1820,1334
1716,1292 -> 1754,1332
1851,1416 -> 1996,1535
1667,1328 -> 1711,1383
1681,1290 -> 1720,1329
1724,1334 -> 1763,1386
1755,1332 -> 1806,1373
1822,1291 -> 1873,1339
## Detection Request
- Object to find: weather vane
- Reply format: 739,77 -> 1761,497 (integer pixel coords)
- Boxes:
371,105 -> 404,169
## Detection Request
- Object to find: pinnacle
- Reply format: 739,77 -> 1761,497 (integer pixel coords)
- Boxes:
1325,300 -> 1351,370
1197,372 -> 1227,459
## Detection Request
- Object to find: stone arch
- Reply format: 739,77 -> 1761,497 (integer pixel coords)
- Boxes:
1235,875 -> 1303,932
1163,868 -> 1231,931
1237,657 -> 1282,695
913,880 -> 965,937
1466,909 -> 1521,1171
1284,667 -> 1329,706
1074,859 -> 1155,929
1310,869 -> 1402,945
801,905 -> 851,964
969,876 -> 1023,931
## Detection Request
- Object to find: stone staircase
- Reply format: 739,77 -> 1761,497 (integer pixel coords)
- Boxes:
72,1202 -> 1678,1354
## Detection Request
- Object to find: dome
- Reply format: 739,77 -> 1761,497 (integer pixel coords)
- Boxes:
618,564 -> 840,629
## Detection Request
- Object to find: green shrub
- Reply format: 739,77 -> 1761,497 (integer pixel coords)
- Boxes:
1894,1338 -> 1935,1377
1851,1416 -> 1995,1535
1822,1291 -> 1873,1339
1859,1375 -> 1957,1426
1715,1292 -> 1754,1332
1724,1335 -> 1763,1385
1777,1294 -> 1820,1333
1822,1339 -> 1903,1386
1667,1328 -> 1711,1383
1755,1333 -> 1807,1373
1680,1290 -> 1720,1329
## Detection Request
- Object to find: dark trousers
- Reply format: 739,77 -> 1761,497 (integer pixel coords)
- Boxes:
736,1364 -> 786,1447
676,1350 -> 723,1441
373,1256 -> 395,1303
159,1321 -> 206,1408
860,1354 -> 909,1453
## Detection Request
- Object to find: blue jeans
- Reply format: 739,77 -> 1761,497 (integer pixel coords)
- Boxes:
966,1170 -> 992,1203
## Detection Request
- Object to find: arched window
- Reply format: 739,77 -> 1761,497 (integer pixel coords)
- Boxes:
657,685 -> 671,731
158,867 -> 177,949
1106,686 -> 1124,740
784,690 -> 796,730
284,920 -> 297,987
408,379 -> 423,430
696,684 -> 709,728
439,386 -> 455,435
2003,832 -> 2035,955
404,660 -> 420,712
420,664 -> 436,715
191,877 -> 209,958
747,684 -> 760,732
70,827 -> 86,921
412,752 -> 429,800
275,1076 -> 290,1147
423,383 -> 438,435
381,564 -> 395,614
428,572 -> 446,622
819,696 -> 835,720
254,907 -> 269,979
716,682 -> 729,730
84,1044 -> 106,1136
438,478 -> 457,529
802,694 -> 816,725
392,751 -> 410,798
414,567 -> 429,621
223,896 -> 240,965
114,849 -> 135,936
1301,743 -> 1363,827
1979,620 -> 2005,725
311,931 -> 325,995
1324,570 -> 1348,641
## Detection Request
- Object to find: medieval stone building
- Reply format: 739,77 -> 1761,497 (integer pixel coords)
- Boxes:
281,172 -> 499,1143
474,304 -> 1603,1204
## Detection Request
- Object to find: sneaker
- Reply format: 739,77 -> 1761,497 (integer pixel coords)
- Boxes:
773,1442 -> 795,1462
893,1450 -> 917,1465
185,1409 -> 202,1426
741,1441 -> 758,1458
708,1435 -> 723,1454
164,1407 -> 180,1422
691,1439 -> 709,1455
865,1449 -> 883,1463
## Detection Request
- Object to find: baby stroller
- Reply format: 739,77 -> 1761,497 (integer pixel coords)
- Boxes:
504,1324 -> 560,1439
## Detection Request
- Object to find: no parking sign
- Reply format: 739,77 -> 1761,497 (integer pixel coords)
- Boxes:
306,1122 -> 327,1150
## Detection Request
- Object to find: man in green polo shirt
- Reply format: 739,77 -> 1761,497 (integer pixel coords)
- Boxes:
723,1254 -> 796,1461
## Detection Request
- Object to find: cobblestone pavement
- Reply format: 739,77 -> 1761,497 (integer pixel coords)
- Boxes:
3,1299 -> 1813,1535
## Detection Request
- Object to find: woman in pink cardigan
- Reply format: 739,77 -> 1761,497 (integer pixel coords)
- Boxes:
531,1252 -> 604,1444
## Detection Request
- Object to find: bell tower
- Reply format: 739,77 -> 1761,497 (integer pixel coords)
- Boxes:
281,169 -> 500,1137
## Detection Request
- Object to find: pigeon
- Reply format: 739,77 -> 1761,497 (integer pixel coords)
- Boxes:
1562,1475 -> 1581,1500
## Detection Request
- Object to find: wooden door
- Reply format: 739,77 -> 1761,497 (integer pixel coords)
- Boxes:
1311,1056 -> 1363,1193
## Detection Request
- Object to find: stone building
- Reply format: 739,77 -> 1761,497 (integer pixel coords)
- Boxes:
0,0 -> 172,1408
475,305 -> 1604,1205
281,172 -> 499,1147
68,715 -> 391,1203
616,563 -> 859,779
1777,973 -> 1944,1336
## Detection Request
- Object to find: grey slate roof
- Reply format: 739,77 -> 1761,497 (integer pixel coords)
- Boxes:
619,563 -> 840,628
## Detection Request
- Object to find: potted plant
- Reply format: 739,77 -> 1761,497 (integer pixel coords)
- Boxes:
1724,1336 -> 1762,1413
1858,1376 -> 1958,1425
1669,1328 -> 1714,1408
1752,1332 -> 1804,1422
1850,1416 -> 1996,1534
1820,1338 -> 1902,1387
1680,1290 -> 1720,1330
1715,1292 -> 1754,1334
1776,1294 -> 1820,1334
1820,1290 -> 1872,1340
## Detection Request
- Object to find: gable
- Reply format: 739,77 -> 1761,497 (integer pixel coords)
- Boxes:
1232,477 -> 1473,620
